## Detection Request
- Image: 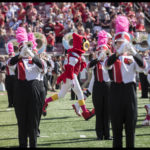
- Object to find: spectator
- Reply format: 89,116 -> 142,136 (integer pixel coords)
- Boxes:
6,4 -> 15,23
84,16 -> 95,34
42,18 -> 54,36
63,19 -> 76,34
128,11 -> 137,37
51,56 -> 62,91
85,28 -> 93,42
0,2 -> 8,23
82,7 -> 95,24
135,7 -> 145,32
109,6 -> 116,20
26,3 -> 37,26
54,21 -> 64,43
101,11 -> 111,32
46,31 -> 55,52
33,20 -> 42,32
55,8 -> 64,23
63,7 -> 73,21
125,2 -> 133,14
93,9 -> 101,27
73,9 -> 82,23
46,8 -> 55,20
0,9 -> 5,28
9,17 -> 22,31
99,7 -> 107,22
4,28 -> 15,42
104,2 -> 111,13
87,2 -> 97,12
0,29 -> 5,49
17,3 -> 26,22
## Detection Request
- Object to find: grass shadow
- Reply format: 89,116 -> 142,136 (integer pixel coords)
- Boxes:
0,137 -> 18,141
37,137 -> 97,147
0,123 -> 17,127
41,116 -> 74,121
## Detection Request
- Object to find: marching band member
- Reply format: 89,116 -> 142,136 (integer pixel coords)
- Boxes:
9,27 -> 47,148
105,15 -> 147,148
83,32 -> 113,100
42,33 -> 94,120
88,30 -> 112,140
27,32 -> 47,137
139,50 -> 149,98
142,55 -> 150,126
5,42 -> 16,108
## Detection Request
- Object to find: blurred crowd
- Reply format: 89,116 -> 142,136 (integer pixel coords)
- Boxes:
0,2 -> 149,95
0,2 -> 148,52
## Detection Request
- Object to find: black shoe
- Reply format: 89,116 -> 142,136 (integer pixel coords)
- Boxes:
36,132 -> 40,137
96,137 -> 103,141
141,96 -> 148,99
8,104 -> 13,108
104,136 -> 113,140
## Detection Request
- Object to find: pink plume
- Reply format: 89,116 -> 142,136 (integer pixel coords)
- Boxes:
115,15 -> 129,33
28,32 -> 37,49
98,30 -> 108,46
16,27 -> 28,44
8,42 -> 14,53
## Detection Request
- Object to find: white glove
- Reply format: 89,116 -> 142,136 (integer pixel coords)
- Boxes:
19,46 -> 28,57
126,43 -> 137,56
25,48 -> 35,58
97,51 -> 106,60
70,79 -> 75,88
117,41 -> 129,55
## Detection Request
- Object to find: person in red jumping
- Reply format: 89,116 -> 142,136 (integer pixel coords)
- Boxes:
42,32 -> 94,120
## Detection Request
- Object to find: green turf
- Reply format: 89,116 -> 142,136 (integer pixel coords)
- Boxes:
0,89 -> 150,148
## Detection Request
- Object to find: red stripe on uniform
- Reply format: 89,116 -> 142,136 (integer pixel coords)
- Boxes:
18,60 -> 26,80
6,65 -> 10,75
97,63 -> 103,82
114,59 -> 122,83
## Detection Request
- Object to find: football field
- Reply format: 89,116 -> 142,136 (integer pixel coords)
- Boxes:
0,89 -> 150,148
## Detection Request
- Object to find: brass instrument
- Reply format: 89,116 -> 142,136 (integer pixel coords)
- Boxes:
33,32 -> 47,54
62,32 -> 74,50
97,45 -> 111,57
132,32 -> 150,52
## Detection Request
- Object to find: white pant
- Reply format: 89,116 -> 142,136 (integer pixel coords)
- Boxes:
58,74 -> 84,100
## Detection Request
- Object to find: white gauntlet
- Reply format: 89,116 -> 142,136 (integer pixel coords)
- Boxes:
19,46 -> 27,57
117,41 -> 128,55
126,43 -> 137,56
26,48 -> 35,58
98,51 -> 106,60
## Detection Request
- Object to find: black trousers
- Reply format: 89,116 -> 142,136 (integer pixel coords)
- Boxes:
92,81 -> 111,139
14,79 -> 41,148
139,73 -> 149,98
109,82 -> 137,148
38,81 -> 46,130
5,75 -> 16,107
